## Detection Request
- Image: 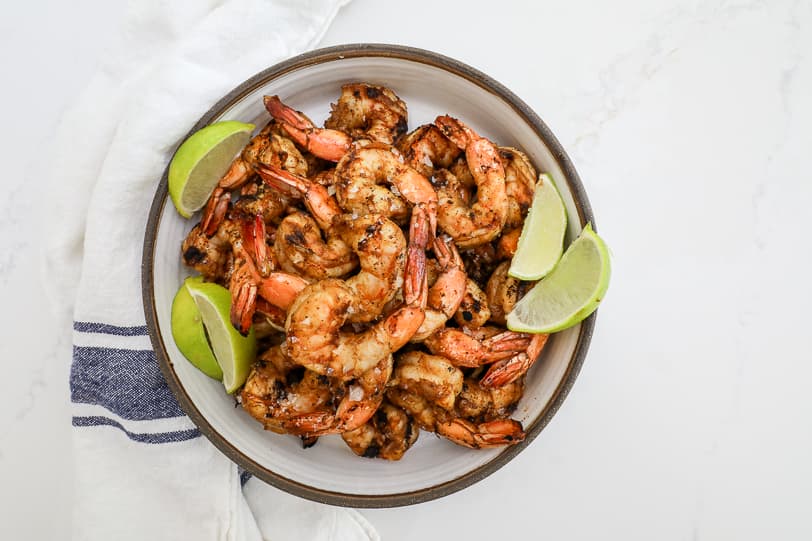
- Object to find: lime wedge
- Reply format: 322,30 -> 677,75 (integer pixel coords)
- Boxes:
508,174 -> 568,280
507,224 -> 610,333
168,120 -> 255,218
185,280 -> 257,393
171,277 -> 223,380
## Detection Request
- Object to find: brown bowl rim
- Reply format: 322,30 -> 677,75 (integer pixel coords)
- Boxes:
142,43 -> 597,508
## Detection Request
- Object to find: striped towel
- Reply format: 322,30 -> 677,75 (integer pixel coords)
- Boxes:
44,1 -> 378,539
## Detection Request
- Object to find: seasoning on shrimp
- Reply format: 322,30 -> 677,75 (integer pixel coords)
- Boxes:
178,83 -> 553,460
386,352 -> 525,449
433,115 -> 509,248
201,122 -> 305,235
325,83 -> 408,145
341,401 -> 418,460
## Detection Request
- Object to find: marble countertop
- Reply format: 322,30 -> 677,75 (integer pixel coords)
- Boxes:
2,0 -> 811,539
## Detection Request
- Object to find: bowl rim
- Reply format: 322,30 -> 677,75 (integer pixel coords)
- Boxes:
142,43 -> 596,508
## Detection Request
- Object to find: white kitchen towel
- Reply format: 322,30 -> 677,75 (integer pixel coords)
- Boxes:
43,1 -> 379,540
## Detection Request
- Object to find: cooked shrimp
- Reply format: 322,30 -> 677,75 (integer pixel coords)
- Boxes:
495,228 -> 521,261
334,143 -> 438,231
456,377 -> 525,421
325,83 -> 408,145
485,260 -> 526,326
410,236 -> 467,342
424,327 -> 531,368
182,212 -> 304,334
448,154 -> 476,190
256,163 -> 343,231
245,122 -> 312,176
386,352 -> 524,449
263,95 -> 352,162
201,123 -> 306,234
181,222 -> 236,282
334,213 -> 409,321
331,352 -> 395,433
454,278 -> 491,328
285,277 -> 419,380
311,168 -> 336,187
227,214 -> 308,334
431,166 -> 506,250
498,147 -> 536,229
181,86 -> 550,459
460,242 -> 498,286
256,162 -> 361,280
274,212 -> 357,281
228,245 -> 308,335
341,401 -> 418,460
262,161 -> 431,317
267,349 -> 398,438
397,124 -> 461,178
435,418 -> 525,449
432,115 -> 508,248
334,143 -> 437,302
240,345 -> 338,436
481,333 -> 549,388
385,387 -> 438,434
243,345 -> 399,439
232,179 -> 290,228
276,354 -> 400,438
389,351 -> 464,412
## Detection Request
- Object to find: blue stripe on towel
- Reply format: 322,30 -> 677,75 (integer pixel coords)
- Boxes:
73,416 -> 200,444
74,321 -> 149,336
71,346 -> 185,420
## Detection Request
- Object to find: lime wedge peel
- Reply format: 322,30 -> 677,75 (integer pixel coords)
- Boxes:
185,280 -> 257,394
168,120 -> 255,218
508,173 -> 568,281
171,277 -> 223,380
507,224 -> 610,334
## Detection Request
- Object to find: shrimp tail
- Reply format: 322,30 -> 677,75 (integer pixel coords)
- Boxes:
434,115 -> 474,150
433,234 -> 462,271
256,163 -> 341,229
437,418 -> 525,449
230,270 -> 257,336
263,95 -> 311,129
282,410 -> 336,437
404,205 -> 431,307
238,213 -> 271,277
256,273 -> 308,311
386,306 -> 426,352
264,95 -> 351,162
335,399 -> 381,434
428,235 -> 467,314
201,157 -> 253,234
482,331 -> 533,357
201,187 -> 231,236
255,162 -> 310,197
424,328 -> 529,368
481,334 -> 549,388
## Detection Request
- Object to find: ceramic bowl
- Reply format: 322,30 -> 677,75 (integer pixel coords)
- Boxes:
143,44 -> 596,508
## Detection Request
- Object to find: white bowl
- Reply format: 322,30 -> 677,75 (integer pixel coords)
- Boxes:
143,44 -> 596,507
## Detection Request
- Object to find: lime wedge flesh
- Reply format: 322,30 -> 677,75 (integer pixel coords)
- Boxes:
507,224 -> 610,333
171,277 -> 223,380
186,280 -> 257,393
168,120 -> 255,218
509,173 -> 568,281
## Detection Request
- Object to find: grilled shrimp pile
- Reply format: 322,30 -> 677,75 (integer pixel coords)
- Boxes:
180,83 -> 549,460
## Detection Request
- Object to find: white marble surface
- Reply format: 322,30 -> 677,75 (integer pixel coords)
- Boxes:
2,0 -> 811,539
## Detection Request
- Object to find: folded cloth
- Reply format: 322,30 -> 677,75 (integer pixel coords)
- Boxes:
43,1 -> 379,539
